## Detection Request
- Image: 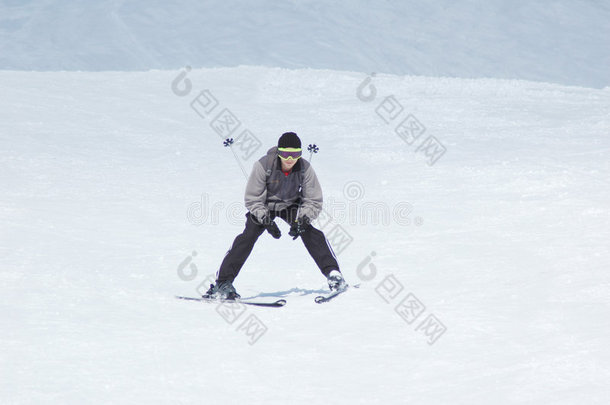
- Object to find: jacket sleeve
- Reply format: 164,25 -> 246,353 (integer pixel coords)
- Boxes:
298,164 -> 323,220
244,161 -> 269,221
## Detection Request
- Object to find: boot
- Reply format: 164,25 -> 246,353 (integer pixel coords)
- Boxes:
203,280 -> 241,300
327,270 -> 347,292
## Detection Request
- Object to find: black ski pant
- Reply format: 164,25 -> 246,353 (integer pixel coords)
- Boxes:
216,206 -> 339,283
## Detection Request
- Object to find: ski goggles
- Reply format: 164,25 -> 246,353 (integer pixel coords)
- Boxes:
278,147 -> 302,160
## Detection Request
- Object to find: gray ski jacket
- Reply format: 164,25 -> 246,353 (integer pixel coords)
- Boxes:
245,147 -> 323,221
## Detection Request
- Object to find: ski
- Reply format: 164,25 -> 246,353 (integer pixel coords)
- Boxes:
175,295 -> 287,308
315,287 -> 348,303
314,283 -> 359,304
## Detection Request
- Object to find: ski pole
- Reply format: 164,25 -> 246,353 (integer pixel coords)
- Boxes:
223,138 -> 248,180
307,144 -> 319,162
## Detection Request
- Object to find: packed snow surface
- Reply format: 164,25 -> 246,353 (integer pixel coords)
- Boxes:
1,66 -> 609,404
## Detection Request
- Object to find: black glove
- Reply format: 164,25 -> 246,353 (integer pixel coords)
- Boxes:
289,216 -> 311,240
259,215 -> 281,239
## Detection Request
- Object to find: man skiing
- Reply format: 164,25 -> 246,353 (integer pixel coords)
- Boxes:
204,132 -> 345,300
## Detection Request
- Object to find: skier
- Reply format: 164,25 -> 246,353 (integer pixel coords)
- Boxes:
204,132 -> 345,300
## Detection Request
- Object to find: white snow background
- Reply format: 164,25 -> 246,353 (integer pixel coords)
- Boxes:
1,0 -> 610,87
1,1 -> 610,405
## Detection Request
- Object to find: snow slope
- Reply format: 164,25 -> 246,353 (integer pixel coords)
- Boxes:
1,67 -> 609,404
1,0 -> 609,88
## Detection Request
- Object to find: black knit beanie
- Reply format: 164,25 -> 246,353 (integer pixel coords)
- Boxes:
278,132 -> 301,149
